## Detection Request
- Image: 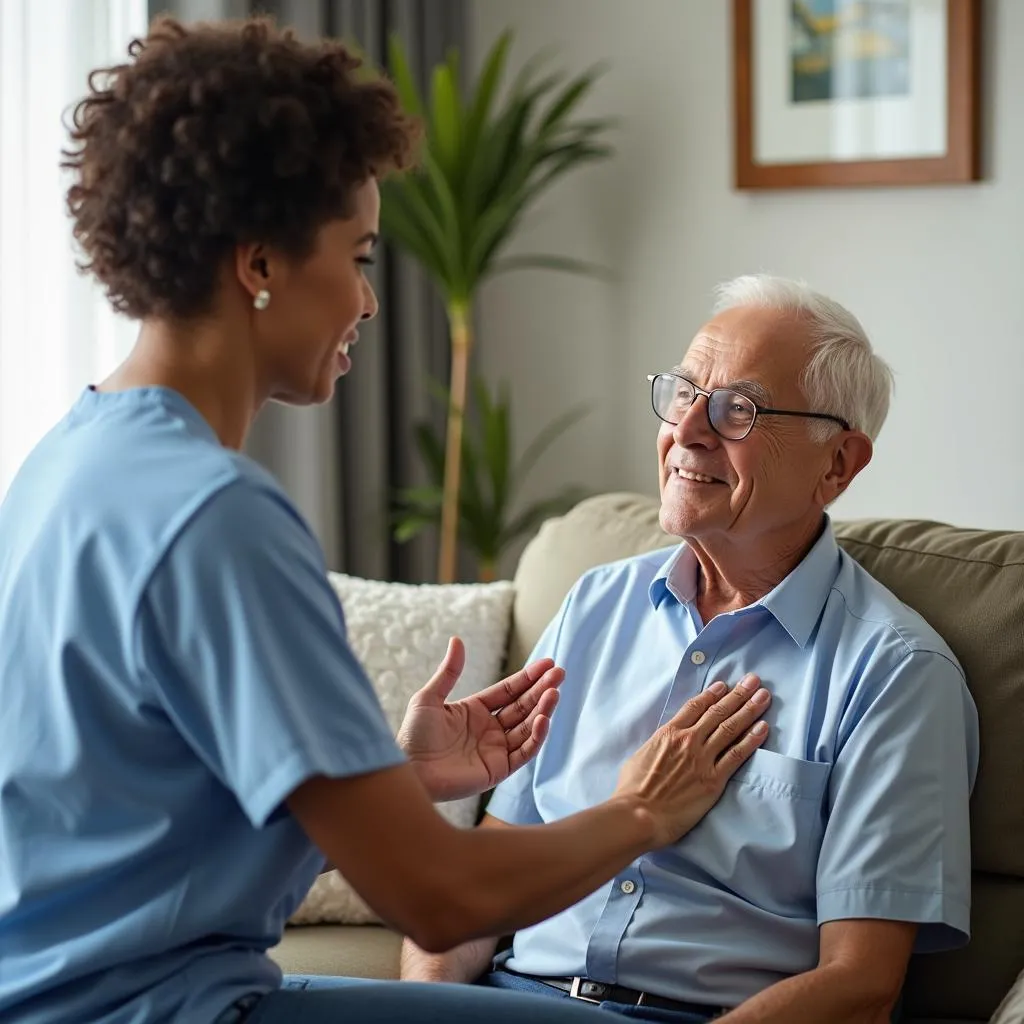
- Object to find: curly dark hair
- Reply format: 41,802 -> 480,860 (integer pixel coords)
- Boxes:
63,16 -> 419,320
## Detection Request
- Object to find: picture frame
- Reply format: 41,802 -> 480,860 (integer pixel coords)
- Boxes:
733,0 -> 981,189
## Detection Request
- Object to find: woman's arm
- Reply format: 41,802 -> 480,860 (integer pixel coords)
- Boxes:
399,814 -> 514,982
288,762 -> 653,953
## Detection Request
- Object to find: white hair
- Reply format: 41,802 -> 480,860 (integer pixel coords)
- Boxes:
712,274 -> 894,442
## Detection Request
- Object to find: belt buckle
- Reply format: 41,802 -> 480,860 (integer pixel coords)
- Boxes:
568,977 -> 602,1004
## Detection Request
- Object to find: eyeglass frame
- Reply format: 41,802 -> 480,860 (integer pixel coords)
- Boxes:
647,371 -> 851,441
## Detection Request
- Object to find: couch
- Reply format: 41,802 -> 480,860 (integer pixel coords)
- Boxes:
271,493 -> 1024,1023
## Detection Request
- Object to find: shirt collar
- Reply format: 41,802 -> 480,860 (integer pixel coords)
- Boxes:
648,518 -> 842,648
758,519 -> 841,647
649,544 -> 701,609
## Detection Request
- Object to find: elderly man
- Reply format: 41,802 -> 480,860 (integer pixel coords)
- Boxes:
402,275 -> 979,1023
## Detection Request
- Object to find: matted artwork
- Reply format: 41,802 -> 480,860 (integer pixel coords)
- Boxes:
733,0 -> 981,188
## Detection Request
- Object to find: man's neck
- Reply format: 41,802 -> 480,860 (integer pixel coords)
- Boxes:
689,517 -> 825,624
98,317 -> 263,450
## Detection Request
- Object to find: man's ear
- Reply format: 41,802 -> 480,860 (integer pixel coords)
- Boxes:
235,242 -> 272,303
816,431 -> 873,507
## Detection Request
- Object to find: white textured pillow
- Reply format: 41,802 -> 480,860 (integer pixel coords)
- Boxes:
288,574 -> 516,926
992,968 -> 1024,1024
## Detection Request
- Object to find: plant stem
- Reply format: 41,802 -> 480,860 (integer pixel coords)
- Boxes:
438,301 -> 472,583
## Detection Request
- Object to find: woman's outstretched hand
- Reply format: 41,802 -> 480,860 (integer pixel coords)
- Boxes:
397,637 -> 564,803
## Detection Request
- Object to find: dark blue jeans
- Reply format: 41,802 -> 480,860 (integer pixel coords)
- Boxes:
215,974 -> 652,1024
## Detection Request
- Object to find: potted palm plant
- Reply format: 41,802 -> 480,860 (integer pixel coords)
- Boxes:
393,378 -> 588,581
381,31 -> 614,582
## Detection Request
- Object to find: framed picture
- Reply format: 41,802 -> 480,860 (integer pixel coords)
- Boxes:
733,0 -> 981,188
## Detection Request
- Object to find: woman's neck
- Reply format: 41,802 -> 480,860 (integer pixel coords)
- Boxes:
100,317 -> 262,450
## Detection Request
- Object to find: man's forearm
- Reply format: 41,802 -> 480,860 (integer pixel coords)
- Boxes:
401,935 -> 499,983
717,964 -> 898,1024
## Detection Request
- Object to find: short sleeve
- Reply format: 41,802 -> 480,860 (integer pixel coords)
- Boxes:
484,589 -> 577,827
816,649 -> 979,951
133,478 -> 405,828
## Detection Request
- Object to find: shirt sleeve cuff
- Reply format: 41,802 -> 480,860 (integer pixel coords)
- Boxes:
245,737 -> 407,827
483,785 -> 542,826
817,885 -> 971,952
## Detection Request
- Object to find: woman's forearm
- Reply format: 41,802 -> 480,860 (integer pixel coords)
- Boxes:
414,798 -> 655,951
288,767 -> 655,955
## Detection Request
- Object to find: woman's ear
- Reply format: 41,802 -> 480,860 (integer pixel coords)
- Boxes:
235,242 -> 271,304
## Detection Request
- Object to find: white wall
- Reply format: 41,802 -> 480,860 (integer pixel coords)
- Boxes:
470,0 -> 1024,539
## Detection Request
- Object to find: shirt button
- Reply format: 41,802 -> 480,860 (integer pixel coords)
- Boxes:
620,880 -> 636,895
690,650 -> 706,665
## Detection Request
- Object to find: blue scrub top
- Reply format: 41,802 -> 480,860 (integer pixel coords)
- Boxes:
0,387 -> 405,1023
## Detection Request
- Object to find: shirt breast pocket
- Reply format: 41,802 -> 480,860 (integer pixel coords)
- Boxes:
658,749 -> 832,915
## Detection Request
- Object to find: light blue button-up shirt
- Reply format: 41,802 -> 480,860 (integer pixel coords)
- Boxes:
487,521 -> 979,1008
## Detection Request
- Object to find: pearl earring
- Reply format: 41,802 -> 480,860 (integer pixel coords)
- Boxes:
253,289 -> 271,311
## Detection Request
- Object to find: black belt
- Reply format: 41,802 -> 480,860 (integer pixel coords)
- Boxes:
498,967 -> 724,1017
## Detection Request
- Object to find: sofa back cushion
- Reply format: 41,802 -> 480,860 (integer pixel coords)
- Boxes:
509,493 -> 1024,1021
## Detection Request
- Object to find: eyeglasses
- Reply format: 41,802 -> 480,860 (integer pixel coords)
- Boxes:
647,372 -> 850,441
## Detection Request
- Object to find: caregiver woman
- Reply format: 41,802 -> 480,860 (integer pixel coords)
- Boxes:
0,16 -> 769,1024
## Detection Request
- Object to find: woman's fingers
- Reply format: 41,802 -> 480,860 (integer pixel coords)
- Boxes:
506,695 -> 559,773
477,658 -> 559,714
491,664 -> 564,730
416,637 -> 466,702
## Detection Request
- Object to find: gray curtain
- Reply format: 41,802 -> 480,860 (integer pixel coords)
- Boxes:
150,0 -> 463,582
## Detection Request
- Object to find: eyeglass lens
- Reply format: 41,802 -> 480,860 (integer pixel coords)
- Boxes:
652,374 -> 756,440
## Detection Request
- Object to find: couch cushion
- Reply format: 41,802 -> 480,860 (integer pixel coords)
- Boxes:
507,493 -> 672,672
270,924 -> 402,979
510,493 -> 1024,1021
899,873 -> 1024,1020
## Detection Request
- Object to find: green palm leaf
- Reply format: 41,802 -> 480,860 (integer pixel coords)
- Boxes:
430,58 -> 462,179
394,515 -> 437,543
538,66 -> 609,133
383,33 -> 614,304
386,34 -> 423,118
463,30 -> 512,157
